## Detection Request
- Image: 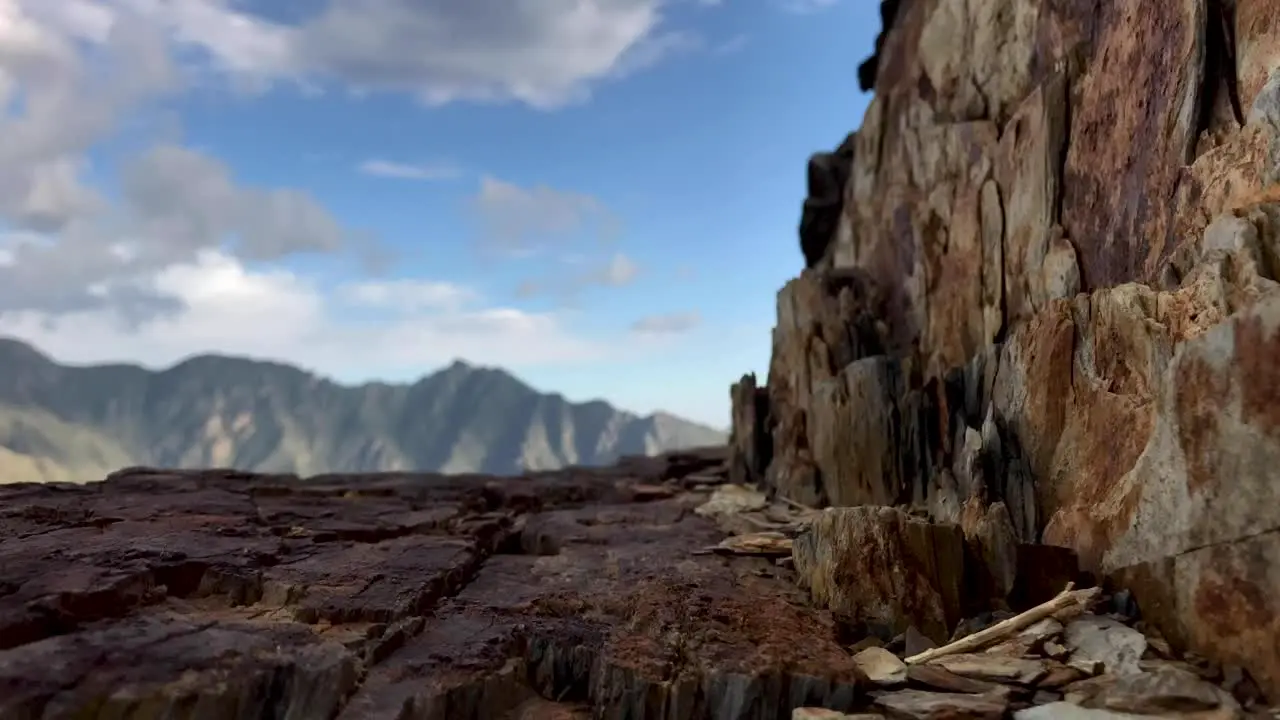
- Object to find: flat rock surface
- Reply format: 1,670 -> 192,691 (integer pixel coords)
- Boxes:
0,450 -> 865,720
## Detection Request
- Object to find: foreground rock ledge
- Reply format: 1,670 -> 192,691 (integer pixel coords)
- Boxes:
0,451 -> 867,720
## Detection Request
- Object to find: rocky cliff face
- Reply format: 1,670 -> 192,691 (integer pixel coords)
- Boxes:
735,0 -> 1280,700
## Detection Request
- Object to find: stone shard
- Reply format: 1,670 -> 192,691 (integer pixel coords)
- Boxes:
871,688 -> 1008,720
1062,662 -> 1243,716
925,654 -> 1049,685
854,647 -> 909,687
1064,617 -> 1148,677
730,373 -> 772,487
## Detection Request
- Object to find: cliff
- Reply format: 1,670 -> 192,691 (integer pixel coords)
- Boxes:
734,0 -> 1280,700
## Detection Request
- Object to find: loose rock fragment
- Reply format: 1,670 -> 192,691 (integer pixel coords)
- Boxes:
1064,616 -> 1148,677
1063,663 -> 1242,716
871,689 -> 1008,720
855,647 -> 909,686
703,530 -> 794,557
905,665 -> 1004,694
1014,703 -> 1146,719
695,484 -> 769,517
927,654 -> 1049,685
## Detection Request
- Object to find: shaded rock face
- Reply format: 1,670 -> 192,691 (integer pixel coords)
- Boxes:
734,0 -> 1280,701
800,135 -> 857,269
0,451 -> 870,720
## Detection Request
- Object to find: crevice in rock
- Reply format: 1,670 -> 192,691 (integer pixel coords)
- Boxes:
1199,0 -> 1247,146
1174,525 -> 1280,558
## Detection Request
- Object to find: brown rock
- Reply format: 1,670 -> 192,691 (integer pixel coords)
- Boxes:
1063,662 -> 1242,716
961,499 -> 1020,605
793,507 -> 967,644
904,626 -> 937,658
997,70 -> 1070,326
0,457 -> 869,719
1038,663 -> 1089,690
809,356 -> 908,508
794,710 -> 887,720
855,647 -> 909,687
872,688 -> 1008,720
1060,0 -> 1206,288
730,0 -> 1280,704
729,373 -> 772,487
927,654 -> 1049,685
905,665 -> 1003,695
766,269 -> 889,506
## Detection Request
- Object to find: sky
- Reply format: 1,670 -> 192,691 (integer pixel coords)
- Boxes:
0,0 -> 877,430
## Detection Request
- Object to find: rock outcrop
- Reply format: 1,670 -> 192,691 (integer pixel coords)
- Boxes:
0,450 -> 877,719
731,0 -> 1280,703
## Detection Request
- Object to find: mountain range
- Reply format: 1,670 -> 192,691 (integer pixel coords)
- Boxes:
0,338 -> 726,484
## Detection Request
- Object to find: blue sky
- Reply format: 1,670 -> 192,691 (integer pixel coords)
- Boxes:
0,0 -> 876,429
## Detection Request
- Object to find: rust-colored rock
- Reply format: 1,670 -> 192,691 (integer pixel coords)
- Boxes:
737,0 -> 1280,704
792,507 -> 967,644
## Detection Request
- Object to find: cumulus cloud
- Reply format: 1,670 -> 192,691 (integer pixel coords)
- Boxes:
0,1 -> 354,323
0,0 -> 685,374
0,142 -> 350,317
63,0 -> 692,109
0,0 -> 176,232
631,311 -> 701,335
0,250 -> 610,374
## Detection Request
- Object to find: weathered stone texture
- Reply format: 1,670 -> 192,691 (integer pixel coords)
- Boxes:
0,452 -> 875,719
743,0 -> 1280,701
793,506 -> 967,645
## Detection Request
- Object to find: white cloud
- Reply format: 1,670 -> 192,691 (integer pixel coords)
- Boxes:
61,0 -> 693,109
0,250 -> 610,374
357,159 -> 463,181
0,142 -> 351,317
0,0 -> 176,232
0,2 -> 360,326
0,0 -> 690,384
631,311 -> 701,334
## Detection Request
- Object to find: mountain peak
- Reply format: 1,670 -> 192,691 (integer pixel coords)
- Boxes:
0,336 -> 52,365
0,339 -> 727,482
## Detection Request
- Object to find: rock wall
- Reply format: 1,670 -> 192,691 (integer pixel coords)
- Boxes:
732,0 -> 1280,698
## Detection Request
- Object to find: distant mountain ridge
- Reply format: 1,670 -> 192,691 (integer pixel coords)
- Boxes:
0,338 -> 726,484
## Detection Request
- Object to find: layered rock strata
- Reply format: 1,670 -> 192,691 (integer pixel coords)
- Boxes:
732,0 -> 1280,700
